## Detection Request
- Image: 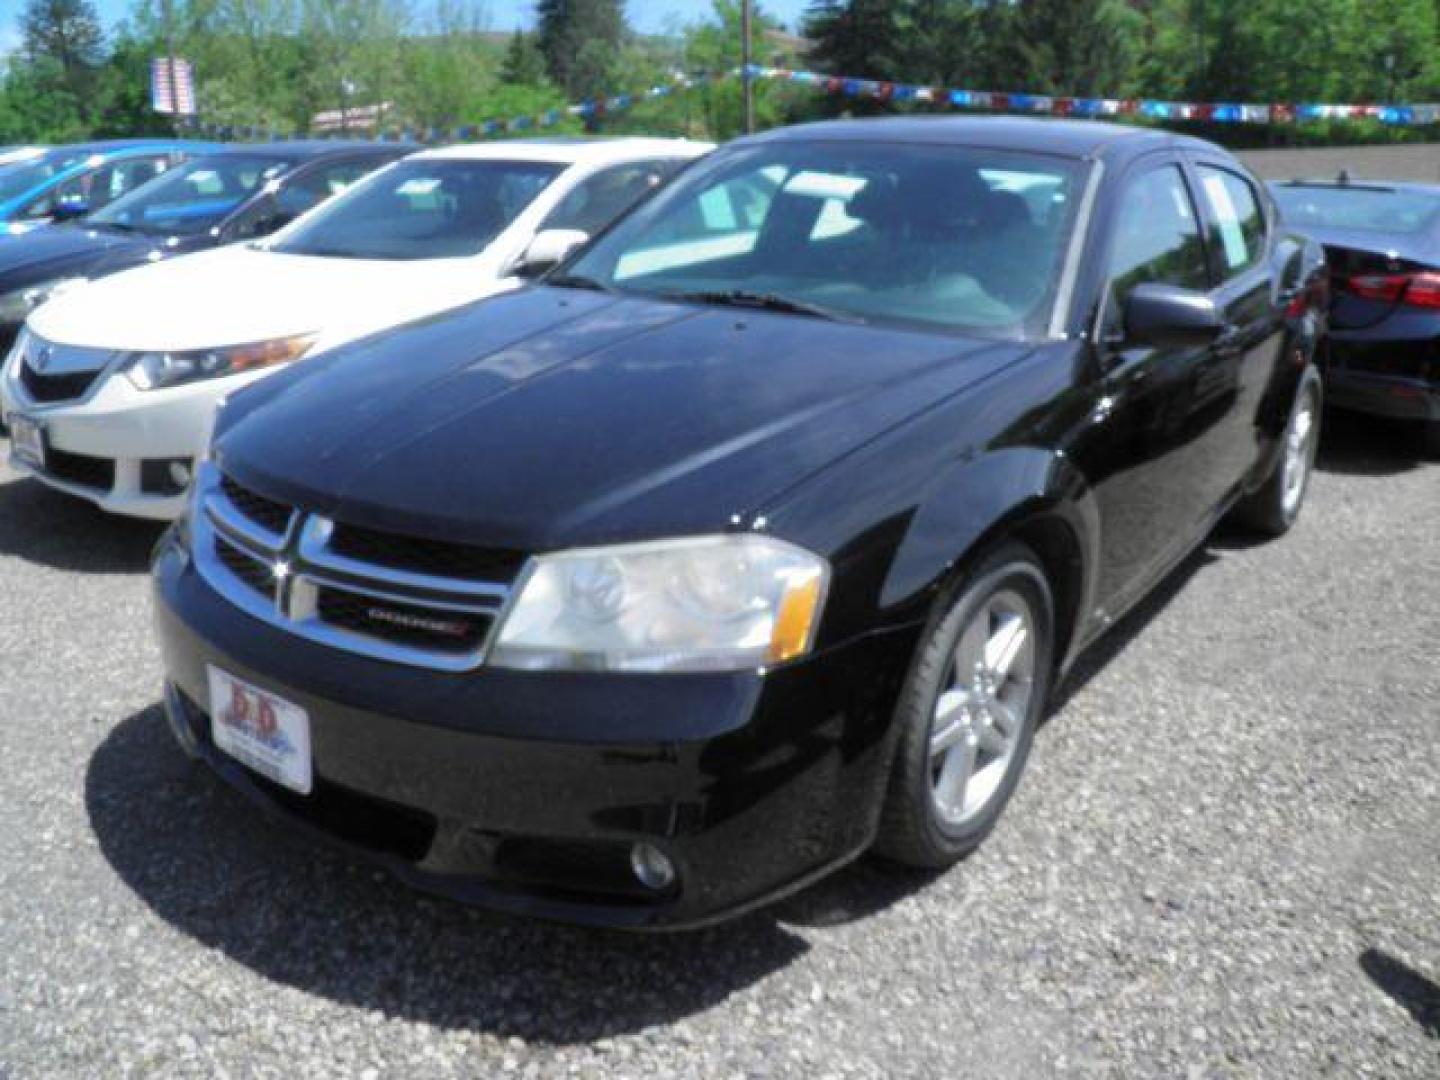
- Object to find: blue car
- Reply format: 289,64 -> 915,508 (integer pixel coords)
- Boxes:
0,139 -> 220,233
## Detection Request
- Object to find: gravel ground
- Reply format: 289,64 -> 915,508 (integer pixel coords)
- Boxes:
0,409 -> 1437,1078
1238,144 -> 1440,183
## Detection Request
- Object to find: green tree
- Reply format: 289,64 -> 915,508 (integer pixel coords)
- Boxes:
499,30 -> 548,86
1008,0 -> 1145,96
536,0 -> 627,99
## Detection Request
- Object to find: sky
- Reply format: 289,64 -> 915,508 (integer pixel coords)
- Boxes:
81,0 -> 810,36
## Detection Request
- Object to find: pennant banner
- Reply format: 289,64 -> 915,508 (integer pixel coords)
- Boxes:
750,65 -> 1440,128
186,65 -> 1440,145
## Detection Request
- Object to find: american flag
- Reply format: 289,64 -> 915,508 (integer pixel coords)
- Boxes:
151,58 -> 197,116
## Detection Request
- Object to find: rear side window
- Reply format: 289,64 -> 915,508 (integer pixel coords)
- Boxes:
1107,164 -> 1210,299
1197,165 -> 1266,278
543,161 -> 678,235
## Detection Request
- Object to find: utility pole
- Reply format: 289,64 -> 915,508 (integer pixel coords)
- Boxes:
741,0 -> 755,135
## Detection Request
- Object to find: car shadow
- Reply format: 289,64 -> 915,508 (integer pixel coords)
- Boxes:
1050,545 -> 1218,713
87,704 -> 817,1042
1359,948 -> 1440,1038
1315,409 -> 1427,477
0,472 -> 164,573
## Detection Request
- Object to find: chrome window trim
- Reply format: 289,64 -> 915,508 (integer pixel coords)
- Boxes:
191,463 -> 511,673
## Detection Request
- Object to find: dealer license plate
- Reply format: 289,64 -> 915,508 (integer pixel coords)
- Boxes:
8,413 -> 44,470
207,665 -> 313,795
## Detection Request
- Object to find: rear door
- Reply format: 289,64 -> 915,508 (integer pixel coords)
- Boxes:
1186,156 -> 1289,489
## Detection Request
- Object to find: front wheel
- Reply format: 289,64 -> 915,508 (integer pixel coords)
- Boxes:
1231,369 -> 1322,537
874,543 -> 1055,869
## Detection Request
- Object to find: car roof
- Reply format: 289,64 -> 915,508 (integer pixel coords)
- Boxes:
744,115 -> 1223,162
206,140 -> 405,162
409,137 -> 713,166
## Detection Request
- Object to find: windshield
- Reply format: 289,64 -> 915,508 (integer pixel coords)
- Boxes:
270,158 -> 564,260
88,154 -> 291,236
0,150 -> 83,204
1273,185 -> 1440,236
563,141 -> 1086,337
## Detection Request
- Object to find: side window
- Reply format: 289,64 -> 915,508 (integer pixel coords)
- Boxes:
542,161 -> 674,235
275,160 -> 373,217
90,156 -> 171,210
1196,165 -> 1266,279
1107,164 -> 1210,306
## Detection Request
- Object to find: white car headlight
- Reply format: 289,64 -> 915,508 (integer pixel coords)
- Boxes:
0,276 -> 87,323
123,334 -> 316,392
490,535 -> 829,673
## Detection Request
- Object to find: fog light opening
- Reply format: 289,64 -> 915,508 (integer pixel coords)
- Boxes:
630,842 -> 676,892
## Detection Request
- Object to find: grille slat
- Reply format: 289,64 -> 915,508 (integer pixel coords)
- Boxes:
329,523 -> 526,584
214,534 -> 276,599
315,586 -> 493,654
220,475 -> 293,537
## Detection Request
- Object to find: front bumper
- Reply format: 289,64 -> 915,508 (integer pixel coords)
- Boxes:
152,530 -> 917,928
1,364 -> 272,520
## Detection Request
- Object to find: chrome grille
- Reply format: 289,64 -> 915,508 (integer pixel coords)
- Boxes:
12,334 -> 113,405
192,462 -> 514,672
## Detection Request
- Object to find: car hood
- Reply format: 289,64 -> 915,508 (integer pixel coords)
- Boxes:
0,224 -> 152,287
217,287 -> 1029,551
27,244 -> 511,353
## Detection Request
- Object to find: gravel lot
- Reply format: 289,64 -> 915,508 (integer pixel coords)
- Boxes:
0,410 -> 1436,1078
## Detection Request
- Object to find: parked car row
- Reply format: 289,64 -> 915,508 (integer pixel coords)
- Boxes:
0,118 -> 1431,928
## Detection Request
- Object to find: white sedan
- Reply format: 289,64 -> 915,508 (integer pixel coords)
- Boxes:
0,137 -> 710,519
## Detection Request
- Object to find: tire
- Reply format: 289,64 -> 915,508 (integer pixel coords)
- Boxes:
874,542 -> 1055,869
1231,368 -> 1322,537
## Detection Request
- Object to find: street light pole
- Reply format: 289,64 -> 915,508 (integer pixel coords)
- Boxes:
741,0 -> 755,135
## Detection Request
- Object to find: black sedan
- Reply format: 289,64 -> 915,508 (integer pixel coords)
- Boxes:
0,141 -> 405,356
1271,177 -> 1440,455
152,117 -> 1326,928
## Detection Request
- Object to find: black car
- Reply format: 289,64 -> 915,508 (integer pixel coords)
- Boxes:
152,117 -> 1326,928
1270,177 -> 1440,455
0,141 -> 406,356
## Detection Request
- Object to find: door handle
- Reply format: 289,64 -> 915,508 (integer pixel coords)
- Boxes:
1214,325 -> 1244,351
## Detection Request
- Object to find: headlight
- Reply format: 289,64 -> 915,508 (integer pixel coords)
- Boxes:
0,276 -> 87,323
490,535 -> 829,673
123,334 -> 315,392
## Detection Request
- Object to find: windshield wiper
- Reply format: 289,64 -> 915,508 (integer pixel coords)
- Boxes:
665,289 -> 862,324
546,272 -> 613,293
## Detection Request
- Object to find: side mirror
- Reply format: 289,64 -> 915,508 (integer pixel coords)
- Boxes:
1121,283 -> 1225,349
51,194 -> 90,222
515,229 -> 589,278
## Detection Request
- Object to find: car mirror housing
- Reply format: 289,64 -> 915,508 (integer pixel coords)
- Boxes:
1122,283 -> 1225,350
516,229 -> 589,278
51,195 -> 91,223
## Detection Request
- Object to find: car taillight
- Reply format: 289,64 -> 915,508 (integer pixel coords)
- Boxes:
1346,271 -> 1440,310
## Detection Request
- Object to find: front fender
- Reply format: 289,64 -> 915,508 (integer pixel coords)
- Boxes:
879,446 -> 1100,660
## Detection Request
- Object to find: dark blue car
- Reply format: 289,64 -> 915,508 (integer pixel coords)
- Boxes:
1271,177 -> 1440,456
0,141 -> 406,355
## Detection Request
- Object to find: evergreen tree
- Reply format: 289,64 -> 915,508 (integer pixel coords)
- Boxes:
536,0 -> 627,99
803,0 -> 907,81
19,0 -> 104,103
500,30 -> 548,86
1008,0 -> 1145,96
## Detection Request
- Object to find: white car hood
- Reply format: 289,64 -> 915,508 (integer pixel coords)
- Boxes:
28,245 -> 516,354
